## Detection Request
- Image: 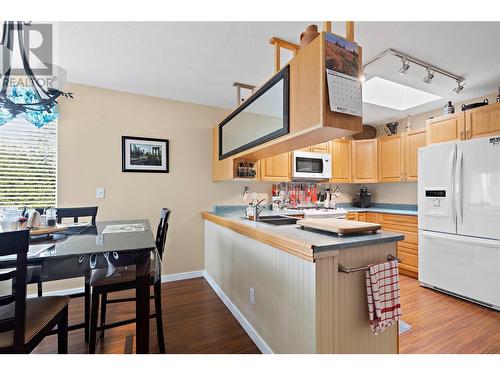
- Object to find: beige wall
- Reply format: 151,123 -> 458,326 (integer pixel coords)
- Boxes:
56,83 -> 271,280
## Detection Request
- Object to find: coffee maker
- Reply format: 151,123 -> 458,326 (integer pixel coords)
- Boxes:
353,186 -> 372,208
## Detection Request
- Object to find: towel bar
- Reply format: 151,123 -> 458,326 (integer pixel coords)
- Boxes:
338,254 -> 400,274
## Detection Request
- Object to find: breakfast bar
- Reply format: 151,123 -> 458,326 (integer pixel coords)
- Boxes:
202,208 -> 404,354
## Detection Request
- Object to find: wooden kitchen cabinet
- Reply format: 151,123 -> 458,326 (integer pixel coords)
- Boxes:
378,135 -> 405,182
260,152 -> 291,181
426,112 -> 465,145
378,213 -> 419,278
465,102 -> 500,139
351,139 -> 378,183
310,141 -> 331,153
403,128 -> 427,181
366,212 -> 379,223
330,139 -> 351,183
357,212 -> 367,222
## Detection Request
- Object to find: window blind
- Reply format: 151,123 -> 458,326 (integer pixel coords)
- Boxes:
0,119 -> 57,208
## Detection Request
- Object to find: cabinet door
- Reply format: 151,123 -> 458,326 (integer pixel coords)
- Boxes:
346,212 -> 358,220
330,139 -> 351,183
404,129 -> 426,181
310,141 -> 331,153
357,212 -> 367,222
378,135 -> 404,182
465,102 -> 500,139
366,212 -> 379,223
426,112 -> 465,145
351,139 -> 378,183
260,153 -> 290,181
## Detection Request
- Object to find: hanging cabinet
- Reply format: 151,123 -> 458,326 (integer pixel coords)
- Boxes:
403,128 -> 426,181
465,102 -> 500,139
330,139 -> 351,183
260,152 -> 291,181
377,135 -> 405,182
351,139 -> 378,183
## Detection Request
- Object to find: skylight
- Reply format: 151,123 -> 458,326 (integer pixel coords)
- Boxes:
362,77 -> 442,110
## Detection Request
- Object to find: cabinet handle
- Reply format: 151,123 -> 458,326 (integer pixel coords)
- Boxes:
460,130 -> 464,140
401,173 -> 403,181
466,129 -> 471,139
404,172 -> 407,180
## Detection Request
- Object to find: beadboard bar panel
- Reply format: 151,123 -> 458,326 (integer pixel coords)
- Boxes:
201,212 -> 314,261
204,221 -> 316,353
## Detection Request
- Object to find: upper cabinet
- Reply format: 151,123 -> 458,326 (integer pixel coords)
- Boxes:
351,139 -> 378,183
260,152 -> 291,182
426,102 -> 500,147
465,102 -> 500,139
330,139 -> 351,183
378,135 -> 405,182
426,112 -> 465,145
403,129 -> 426,181
310,141 -> 331,153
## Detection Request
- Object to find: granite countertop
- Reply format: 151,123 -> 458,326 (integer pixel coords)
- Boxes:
202,208 -> 404,259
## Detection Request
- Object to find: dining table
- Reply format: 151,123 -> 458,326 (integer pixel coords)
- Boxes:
0,219 -> 160,354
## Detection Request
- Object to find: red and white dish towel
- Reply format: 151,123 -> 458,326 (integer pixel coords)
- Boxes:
366,259 -> 401,334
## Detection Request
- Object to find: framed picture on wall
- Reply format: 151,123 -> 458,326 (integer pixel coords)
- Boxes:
122,136 -> 169,173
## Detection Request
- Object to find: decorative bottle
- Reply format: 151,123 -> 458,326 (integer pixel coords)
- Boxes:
444,101 -> 455,115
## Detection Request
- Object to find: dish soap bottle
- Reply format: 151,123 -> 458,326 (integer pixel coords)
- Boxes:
444,101 -> 455,115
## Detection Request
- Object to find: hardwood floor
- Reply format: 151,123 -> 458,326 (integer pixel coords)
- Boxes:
33,277 -> 260,354
399,276 -> 500,354
32,275 -> 499,354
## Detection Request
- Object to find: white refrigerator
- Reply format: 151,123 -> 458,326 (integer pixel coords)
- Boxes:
418,136 -> 500,310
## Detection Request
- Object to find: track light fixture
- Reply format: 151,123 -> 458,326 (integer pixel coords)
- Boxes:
363,48 -> 466,94
453,80 -> 465,95
423,69 -> 435,84
399,59 -> 410,75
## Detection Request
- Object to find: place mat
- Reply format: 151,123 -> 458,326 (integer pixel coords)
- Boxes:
102,223 -> 146,234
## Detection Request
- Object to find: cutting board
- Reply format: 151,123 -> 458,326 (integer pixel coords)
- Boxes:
30,224 -> 68,237
297,218 -> 381,236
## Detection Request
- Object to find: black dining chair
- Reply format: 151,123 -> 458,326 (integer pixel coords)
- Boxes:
32,206 -> 98,343
88,208 -> 171,354
0,230 -> 70,354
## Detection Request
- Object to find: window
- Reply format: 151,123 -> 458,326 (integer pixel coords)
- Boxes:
0,119 -> 57,208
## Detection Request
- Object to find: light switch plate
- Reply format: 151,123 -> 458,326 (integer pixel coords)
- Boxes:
96,187 -> 105,199
249,288 -> 255,304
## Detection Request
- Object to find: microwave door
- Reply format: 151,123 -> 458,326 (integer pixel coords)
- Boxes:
296,157 -> 324,175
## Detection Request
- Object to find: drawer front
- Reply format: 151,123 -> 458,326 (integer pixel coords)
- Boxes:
382,227 -> 418,245
398,249 -> 418,268
398,243 -> 418,256
379,213 -> 417,226
366,212 -> 379,223
346,212 -> 358,220
357,212 -> 367,222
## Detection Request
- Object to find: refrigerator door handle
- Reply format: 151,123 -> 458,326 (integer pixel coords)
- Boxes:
455,149 -> 463,225
449,149 -> 456,223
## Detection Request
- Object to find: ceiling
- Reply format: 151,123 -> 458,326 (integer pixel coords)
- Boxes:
55,22 -> 500,124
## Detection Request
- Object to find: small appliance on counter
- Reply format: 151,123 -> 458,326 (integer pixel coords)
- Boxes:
353,186 -> 371,208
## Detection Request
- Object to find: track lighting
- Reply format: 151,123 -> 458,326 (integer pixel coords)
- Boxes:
423,69 -> 434,84
453,81 -> 465,95
399,59 -> 410,75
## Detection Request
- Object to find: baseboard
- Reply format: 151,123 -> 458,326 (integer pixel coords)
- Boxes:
203,270 -> 273,354
29,270 -> 204,298
161,270 -> 204,283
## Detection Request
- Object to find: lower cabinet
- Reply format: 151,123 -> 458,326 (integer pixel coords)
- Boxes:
348,211 -> 419,278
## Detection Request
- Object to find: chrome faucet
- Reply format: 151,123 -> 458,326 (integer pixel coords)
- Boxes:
248,198 -> 267,221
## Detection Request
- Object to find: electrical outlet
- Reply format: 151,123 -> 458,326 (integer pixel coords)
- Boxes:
96,187 -> 105,199
249,287 -> 255,305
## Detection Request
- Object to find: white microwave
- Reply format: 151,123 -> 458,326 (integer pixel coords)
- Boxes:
292,151 -> 332,180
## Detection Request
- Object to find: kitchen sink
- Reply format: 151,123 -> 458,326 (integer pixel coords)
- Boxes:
257,216 -> 299,226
